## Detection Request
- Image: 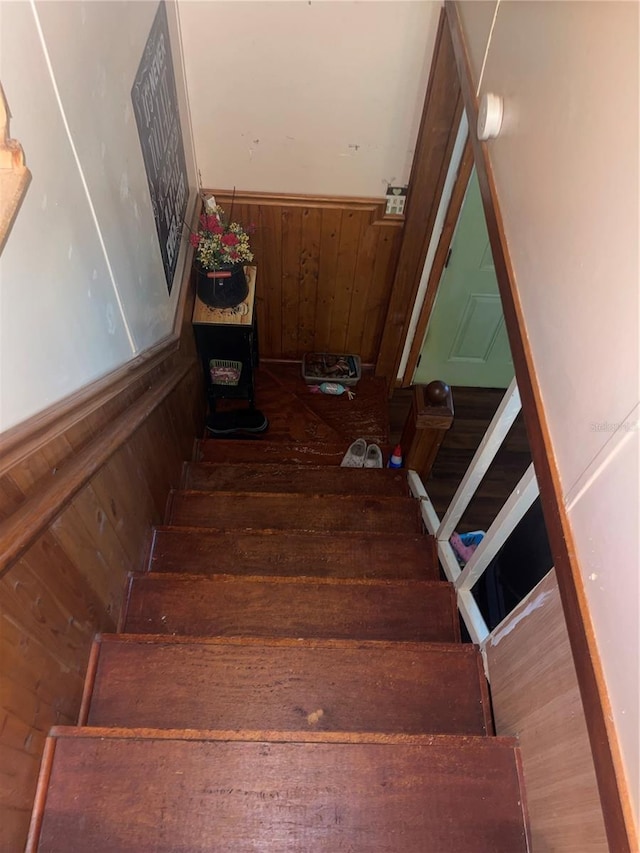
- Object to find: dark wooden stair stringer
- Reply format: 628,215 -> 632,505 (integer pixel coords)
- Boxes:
27,443 -> 530,852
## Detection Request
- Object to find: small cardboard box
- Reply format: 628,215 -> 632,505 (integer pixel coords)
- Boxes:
302,353 -> 362,387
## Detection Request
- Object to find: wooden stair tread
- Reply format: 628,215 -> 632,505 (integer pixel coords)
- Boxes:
84,634 -> 491,735
26,371 -> 534,853
196,438 -> 357,466
123,573 -> 460,642
166,490 -> 423,534
32,729 -> 528,853
149,526 -> 439,580
181,462 -> 408,496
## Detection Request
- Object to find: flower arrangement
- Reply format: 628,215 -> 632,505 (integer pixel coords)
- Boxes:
189,196 -> 254,271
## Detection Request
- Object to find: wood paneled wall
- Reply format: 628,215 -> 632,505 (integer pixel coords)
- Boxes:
486,570 -> 608,852
212,191 -> 404,364
0,300 -> 204,850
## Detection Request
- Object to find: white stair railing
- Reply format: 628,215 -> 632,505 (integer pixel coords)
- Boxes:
408,379 -> 540,645
438,380 -> 522,541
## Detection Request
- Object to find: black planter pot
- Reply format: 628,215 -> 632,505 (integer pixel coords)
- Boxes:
195,263 -> 248,309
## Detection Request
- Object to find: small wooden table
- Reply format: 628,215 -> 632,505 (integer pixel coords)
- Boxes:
192,266 -> 258,409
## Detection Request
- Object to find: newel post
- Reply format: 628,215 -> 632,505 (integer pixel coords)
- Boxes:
400,382 -> 454,483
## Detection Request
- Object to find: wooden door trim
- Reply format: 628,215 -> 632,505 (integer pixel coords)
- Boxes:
445,3 -> 635,850
401,136 -> 474,386
375,9 -> 463,386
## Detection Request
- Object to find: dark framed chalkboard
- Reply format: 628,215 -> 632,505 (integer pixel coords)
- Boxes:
132,1 -> 189,294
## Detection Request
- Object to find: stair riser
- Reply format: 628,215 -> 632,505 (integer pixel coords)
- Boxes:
167,492 -> 423,535
32,735 -> 529,853
149,528 -> 438,580
86,639 -> 490,735
196,439 -> 347,466
124,576 -> 460,643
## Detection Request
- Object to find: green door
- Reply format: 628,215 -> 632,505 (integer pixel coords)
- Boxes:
414,169 -> 514,388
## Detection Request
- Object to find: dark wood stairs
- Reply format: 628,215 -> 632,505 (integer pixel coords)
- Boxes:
27,438 -> 530,852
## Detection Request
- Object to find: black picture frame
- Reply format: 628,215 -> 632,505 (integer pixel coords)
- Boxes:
131,1 -> 189,294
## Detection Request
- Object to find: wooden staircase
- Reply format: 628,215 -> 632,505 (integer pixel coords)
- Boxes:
27,436 -> 530,851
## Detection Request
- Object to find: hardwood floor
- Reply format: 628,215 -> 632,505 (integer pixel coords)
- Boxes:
217,369 -> 531,531
217,360 -> 390,448
219,370 -> 531,532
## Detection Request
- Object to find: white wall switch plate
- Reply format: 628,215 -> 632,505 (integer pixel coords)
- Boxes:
385,185 -> 407,215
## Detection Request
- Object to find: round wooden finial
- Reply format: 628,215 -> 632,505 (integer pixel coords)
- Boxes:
425,380 -> 450,405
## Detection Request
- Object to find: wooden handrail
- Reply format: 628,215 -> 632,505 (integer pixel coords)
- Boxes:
0,360 -> 191,579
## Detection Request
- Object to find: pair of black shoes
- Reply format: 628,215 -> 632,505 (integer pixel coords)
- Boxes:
206,408 -> 269,437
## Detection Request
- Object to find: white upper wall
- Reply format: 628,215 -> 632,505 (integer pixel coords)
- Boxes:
0,0 -> 197,432
178,0 -> 441,197
458,0 -> 639,826
1,0 -> 437,432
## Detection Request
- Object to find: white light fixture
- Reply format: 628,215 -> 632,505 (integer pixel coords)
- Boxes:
477,93 -> 504,141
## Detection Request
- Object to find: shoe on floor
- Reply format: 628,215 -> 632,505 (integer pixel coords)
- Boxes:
340,438 -> 367,467
364,443 -> 383,468
206,409 -> 269,436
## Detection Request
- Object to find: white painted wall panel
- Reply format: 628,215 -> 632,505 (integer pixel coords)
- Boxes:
456,0 -> 497,91
0,2 -> 133,429
0,0 -> 198,431
568,423 -> 639,819
468,0 -> 640,828
35,0 -> 197,351
178,0 -> 440,197
479,0 -> 639,495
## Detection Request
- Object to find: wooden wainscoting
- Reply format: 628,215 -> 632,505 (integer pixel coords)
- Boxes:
486,570 -> 608,851
211,191 -> 404,363
0,276 -> 204,850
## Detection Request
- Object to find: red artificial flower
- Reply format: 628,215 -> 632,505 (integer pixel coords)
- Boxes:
189,233 -> 200,248
221,232 -> 239,246
229,250 -> 239,260
205,215 -> 221,232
